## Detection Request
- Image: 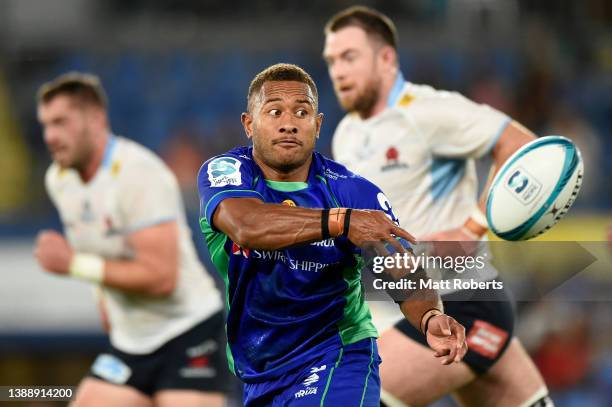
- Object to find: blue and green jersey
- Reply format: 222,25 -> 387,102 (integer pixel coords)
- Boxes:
197,146 -> 399,383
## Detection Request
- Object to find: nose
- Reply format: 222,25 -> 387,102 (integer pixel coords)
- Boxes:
44,128 -> 58,145
279,124 -> 298,134
330,61 -> 346,82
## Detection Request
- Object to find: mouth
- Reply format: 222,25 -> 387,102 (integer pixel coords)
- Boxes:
273,138 -> 302,149
336,84 -> 354,96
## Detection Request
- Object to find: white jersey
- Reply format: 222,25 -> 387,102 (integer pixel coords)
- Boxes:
333,76 -> 510,292
45,136 -> 223,354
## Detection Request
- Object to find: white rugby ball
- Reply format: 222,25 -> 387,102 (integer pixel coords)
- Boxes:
486,136 -> 583,240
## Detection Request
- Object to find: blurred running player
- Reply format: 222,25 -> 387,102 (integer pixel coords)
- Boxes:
324,6 -> 552,407
197,63 -> 467,406
34,72 -> 230,407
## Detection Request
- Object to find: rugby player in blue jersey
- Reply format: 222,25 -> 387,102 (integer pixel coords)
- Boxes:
197,63 -> 467,406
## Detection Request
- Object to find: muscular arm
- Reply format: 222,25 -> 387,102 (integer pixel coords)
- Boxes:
103,221 -> 178,296
213,197 -> 415,251
213,198 -> 323,250
466,121 -> 537,235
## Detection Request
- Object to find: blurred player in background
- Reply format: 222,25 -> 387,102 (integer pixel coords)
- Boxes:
197,63 -> 467,406
34,72 -> 229,407
324,6 -> 552,407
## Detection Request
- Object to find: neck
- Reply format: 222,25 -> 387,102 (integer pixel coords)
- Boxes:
254,154 -> 312,182
78,131 -> 110,182
359,67 -> 399,120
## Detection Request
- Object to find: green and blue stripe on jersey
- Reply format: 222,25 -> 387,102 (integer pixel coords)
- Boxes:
197,146 -> 399,383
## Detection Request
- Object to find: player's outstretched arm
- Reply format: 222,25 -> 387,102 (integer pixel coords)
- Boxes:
213,198 -> 416,251
398,299 -> 468,365
424,121 -> 537,242
35,221 -> 179,297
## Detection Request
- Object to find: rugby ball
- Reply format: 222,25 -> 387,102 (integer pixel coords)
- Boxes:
486,136 -> 583,240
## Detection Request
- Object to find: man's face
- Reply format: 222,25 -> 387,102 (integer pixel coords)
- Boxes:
323,26 -> 384,114
37,95 -> 97,169
242,81 -> 322,173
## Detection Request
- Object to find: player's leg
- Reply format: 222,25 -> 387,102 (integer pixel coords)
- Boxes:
152,312 -> 231,407
453,337 -> 552,407
70,377 -> 153,407
153,389 -> 224,407
378,326 -> 475,407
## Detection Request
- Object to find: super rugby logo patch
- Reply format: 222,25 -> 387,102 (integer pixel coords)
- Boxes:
208,157 -> 242,187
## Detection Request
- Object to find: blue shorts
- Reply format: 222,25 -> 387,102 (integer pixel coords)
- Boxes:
243,337 -> 380,407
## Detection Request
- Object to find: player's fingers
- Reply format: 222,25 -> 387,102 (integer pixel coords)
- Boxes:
370,241 -> 389,258
457,340 -> 468,362
445,341 -> 458,364
391,225 -> 417,244
433,346 -> 450,358
452,321 -> 467,356
436,316 -> 452,337
385,235 -> 407,254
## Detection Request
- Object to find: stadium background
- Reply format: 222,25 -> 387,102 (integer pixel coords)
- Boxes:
0,0 -> 610,406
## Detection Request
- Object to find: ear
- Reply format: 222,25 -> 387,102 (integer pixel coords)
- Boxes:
379,45 -> 397,68
315,112 -> 324,139
87,106 -> 107,131
241,112 -> 253,139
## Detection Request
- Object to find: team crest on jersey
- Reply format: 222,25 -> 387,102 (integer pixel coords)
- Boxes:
282,199 -> 296,206
381,146 -> 409,172
208,157 -> 242,187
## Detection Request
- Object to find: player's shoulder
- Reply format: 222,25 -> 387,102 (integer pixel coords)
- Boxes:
111,137 -> 178,189
197,146 -> 258,186
44,161 -> 71,193
394,81 -> 462,111
313,153 -> 382,201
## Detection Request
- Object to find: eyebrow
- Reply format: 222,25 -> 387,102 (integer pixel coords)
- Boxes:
323,48 -> 358,61
262,97 -> 313,106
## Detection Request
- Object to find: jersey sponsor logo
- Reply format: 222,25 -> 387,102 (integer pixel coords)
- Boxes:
504,166 -> 542,205
323,167 -> 348,180
294,386 -> 318,398
294,365 -> 325,399
91,354 -> 132,384
180,339 -> 218,379
381,146 -> 409,172
251,249 -> 338,272
207,157 -> 242,187
466,320 -> 509,359
232,242 -> 250,258
310,238 -> 335,247
303,373 -> 320,386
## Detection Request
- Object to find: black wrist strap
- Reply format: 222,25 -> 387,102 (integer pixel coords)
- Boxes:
342,209 -> 352,237
321,209 -> 330,239
424,313 -> 437,335
420,307 -> 442,334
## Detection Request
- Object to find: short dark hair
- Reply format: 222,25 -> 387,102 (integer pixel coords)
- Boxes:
37,72 -> 108,109
247,63 -> 318,112
325,6 -> 398,50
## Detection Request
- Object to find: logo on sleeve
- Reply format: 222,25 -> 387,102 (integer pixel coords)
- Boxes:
208,157 -> 242,187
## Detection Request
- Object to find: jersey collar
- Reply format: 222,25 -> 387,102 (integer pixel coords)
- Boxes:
101,134 -> 118,169
386,71 -> 406,107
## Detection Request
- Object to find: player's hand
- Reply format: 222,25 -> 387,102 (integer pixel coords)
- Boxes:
421,227 -> 480,258
348,210 -> 416,251
34,230 -> 73,275
426,314 -> 468,365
